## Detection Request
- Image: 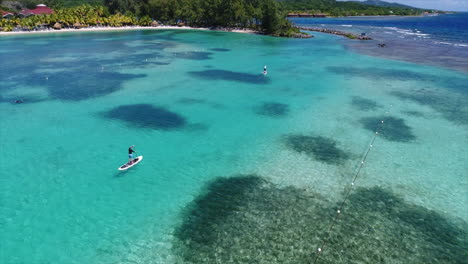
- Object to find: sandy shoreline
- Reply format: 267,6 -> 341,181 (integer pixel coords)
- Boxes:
0,25 -> 261,36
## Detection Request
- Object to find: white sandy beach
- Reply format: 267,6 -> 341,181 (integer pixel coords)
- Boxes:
0,25 -> 261,36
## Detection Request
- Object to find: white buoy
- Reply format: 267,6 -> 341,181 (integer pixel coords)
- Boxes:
318,248 -> 322,252
337,210 -> 341,213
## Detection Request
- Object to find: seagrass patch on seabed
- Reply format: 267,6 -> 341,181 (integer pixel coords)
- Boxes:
173,175 -> 468,264
283,134 -> 352,165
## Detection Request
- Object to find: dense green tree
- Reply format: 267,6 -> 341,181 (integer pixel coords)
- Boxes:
2,0 -> 301,36
104,0 -> 149,16
279,0 -> 426,16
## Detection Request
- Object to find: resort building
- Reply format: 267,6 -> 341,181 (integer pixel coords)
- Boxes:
18,4 -> 54,17
313,13 -> 327,18
287,13 -> 327,18
1,10 -> 14,19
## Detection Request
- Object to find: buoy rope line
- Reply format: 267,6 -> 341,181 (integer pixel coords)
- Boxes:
312,108 -> 391,264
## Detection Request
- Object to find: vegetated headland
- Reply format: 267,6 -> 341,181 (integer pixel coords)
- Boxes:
280,0 -> 442,17
1,0 -> 444,38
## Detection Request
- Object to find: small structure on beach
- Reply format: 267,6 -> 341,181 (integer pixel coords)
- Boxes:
53,22 -> 62,30
18,4 -> 53,17
151,21 -> 160,27
73,22 -> 83,29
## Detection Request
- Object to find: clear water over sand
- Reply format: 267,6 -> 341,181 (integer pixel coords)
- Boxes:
0,30 -> 467,263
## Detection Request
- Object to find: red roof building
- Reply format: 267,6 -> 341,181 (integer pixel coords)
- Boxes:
19,4 -> 53,16
1,9 -> 15,18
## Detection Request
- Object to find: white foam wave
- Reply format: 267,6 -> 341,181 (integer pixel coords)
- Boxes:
395,29 -> 429,37
340,24 -> 353,27
434,41 -> 453,45
433,41 -> 468,47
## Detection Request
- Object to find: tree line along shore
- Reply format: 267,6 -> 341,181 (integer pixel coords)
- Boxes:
0,0 -> 303,37
0,0 -> 437,37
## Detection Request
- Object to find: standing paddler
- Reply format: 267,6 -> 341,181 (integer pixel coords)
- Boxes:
128,145 -> 136,164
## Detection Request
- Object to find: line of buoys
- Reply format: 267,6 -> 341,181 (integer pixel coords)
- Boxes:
312,106 -> 392,263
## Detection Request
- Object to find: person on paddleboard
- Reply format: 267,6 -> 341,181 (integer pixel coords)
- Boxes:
128,145 -> 136,164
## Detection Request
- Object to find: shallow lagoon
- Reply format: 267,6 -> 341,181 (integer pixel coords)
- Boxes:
0,29 -> 467,263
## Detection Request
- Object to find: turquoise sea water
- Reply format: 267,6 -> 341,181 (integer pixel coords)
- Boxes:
1,29 -> 467,263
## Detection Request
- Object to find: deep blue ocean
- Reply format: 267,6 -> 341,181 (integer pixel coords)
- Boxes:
292,13 -> 468,44
291,13 -> 468,72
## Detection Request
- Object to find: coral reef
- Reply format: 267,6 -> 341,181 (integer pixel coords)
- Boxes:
283,134 -> 351,165
173,175 -> 468,264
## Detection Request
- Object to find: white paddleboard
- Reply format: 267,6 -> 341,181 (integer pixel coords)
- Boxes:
118,156 -> 143,171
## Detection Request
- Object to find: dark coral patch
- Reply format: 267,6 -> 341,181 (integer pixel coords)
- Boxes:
338,187 -> 468,264
103,104 -> 187,130
188,70 -> 269,84
327,66 -> 438,82
175,176 -> 268,247
390,91 -> 468,126
327,66 -> 468,93
360,116 -> 416,142
42,72 -> 146,101
173,176 -> 468,264
209,48 -> 231,52
173,175 -> 332,263
283,135 -> 351,165
351,96 -> 382,111
174,51 -> 213,60
254,102 -> 289,117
